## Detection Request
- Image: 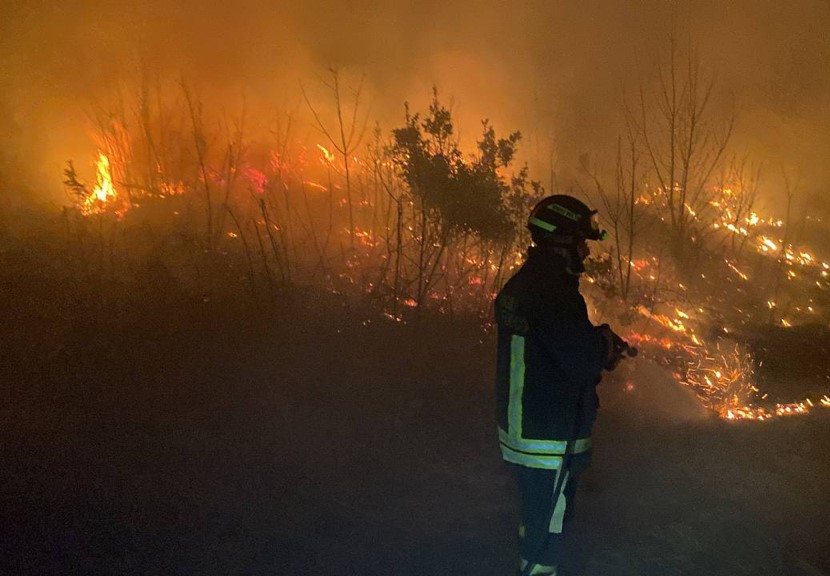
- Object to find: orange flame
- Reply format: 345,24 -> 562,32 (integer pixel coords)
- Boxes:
82,153 -> 118,215
317,143 -> 336,164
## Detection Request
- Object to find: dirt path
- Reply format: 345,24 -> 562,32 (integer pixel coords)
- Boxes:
3,307 -> 829,575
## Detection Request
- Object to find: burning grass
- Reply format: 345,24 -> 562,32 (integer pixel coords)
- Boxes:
46,80 -> 830,424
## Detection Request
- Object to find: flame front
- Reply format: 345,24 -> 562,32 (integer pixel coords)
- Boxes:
65,98 -> 830,424
82,153 -> 118,215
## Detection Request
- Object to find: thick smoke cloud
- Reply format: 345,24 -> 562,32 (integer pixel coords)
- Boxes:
1,0 -> 828,207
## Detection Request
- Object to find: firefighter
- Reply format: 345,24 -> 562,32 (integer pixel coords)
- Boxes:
495,194 -> 624,576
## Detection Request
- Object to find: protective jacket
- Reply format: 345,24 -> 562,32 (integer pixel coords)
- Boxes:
495,246 -> 608,470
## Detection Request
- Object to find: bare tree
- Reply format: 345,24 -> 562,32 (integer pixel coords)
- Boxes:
711,156 -> 762,261
181,79 -> 215,251
631,38 -> 733,260
761,168 -> 798,324
214,106 -> 247,248
580,129 -> 645,303
301,68 -> 370,248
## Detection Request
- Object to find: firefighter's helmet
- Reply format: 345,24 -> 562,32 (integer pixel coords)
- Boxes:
527,195 -> 607,243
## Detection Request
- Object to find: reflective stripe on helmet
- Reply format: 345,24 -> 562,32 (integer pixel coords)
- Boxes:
528,216 -> 557,232
546,202 -> 582,221
530,200 -> 608,241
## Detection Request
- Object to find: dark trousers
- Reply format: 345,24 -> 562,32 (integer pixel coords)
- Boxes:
513,454 -> 589,575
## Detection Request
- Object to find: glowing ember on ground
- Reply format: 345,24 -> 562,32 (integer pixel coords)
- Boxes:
627,321 -> 830,421
759,236 -> 779,252
725,260 -> 749,281
66,112 -> 830,425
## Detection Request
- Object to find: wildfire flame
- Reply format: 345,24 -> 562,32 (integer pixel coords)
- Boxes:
82,153 -> 118,215
317,143 -> 336,164
67,121 -> 830,424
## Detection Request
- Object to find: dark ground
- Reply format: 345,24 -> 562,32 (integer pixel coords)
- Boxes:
3,266 -> 830,575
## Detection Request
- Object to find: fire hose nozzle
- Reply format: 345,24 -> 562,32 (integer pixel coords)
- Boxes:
613,339 -> 638,359
599,324 -> 637,367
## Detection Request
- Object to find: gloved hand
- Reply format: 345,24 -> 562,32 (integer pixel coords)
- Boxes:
597,323 -> 630,371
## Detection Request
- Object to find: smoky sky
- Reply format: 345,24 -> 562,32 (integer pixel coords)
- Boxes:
1,0 -> 828,207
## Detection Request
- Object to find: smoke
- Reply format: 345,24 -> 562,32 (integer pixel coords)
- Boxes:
1,0 -> 828,206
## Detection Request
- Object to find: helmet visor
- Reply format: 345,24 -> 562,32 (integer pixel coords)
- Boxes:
587,213 -> 608,241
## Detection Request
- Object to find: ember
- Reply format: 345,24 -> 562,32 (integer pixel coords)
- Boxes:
63,112 -> 830,423
53,54 -> 829,426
